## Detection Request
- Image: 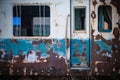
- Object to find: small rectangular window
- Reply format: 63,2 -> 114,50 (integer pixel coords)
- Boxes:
74,7 -> 86,31
13,5 -> 50,36
98,5 -> 112,32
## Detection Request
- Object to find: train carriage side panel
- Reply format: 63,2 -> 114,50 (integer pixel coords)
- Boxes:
90,0 -> 120,75
0,0 -> 70,76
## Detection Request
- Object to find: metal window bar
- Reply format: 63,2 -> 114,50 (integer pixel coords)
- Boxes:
15,5 -> 18,36
15,5 -> 21,36
39,5 -> 42,36
19,5 -> 21,36
43,5 -> 46,36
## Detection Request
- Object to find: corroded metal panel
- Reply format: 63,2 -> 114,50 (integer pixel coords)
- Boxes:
0,39 -> 69,76
70,39 -> 90,68
90,0 -> 120,75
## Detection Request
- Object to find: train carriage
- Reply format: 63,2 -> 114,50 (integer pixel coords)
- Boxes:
0,0 -> 120,79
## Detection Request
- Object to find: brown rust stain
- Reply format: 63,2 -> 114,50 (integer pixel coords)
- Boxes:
0,29 -> 1,33
32,40 -> 42,46
10,39 -> 19,44
111,0 -> 120,15
73,52 -> 86,57
32,39 -> 52,46
43,39 -> 52,44
66,39 -> 69,49
100,0 -> 106,4
91,11 -> 96,19
0,48 -> 69,76
91,27 -> 120,75
92,0 -> 97,7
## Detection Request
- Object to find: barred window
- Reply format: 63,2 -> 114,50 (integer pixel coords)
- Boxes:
13,5 -> 50,36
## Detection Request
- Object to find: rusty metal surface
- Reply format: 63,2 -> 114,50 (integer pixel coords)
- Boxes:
91,27 -> 120,75
0,0 -> 120,78
0,48 -> 69,76
0,39 -> 69,76
111,0 -> 120,15
90,0 -> 120,76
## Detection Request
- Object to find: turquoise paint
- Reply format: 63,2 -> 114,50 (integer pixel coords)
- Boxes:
0,38 -> 112,69
70,39 -> 90,67
0,39 -> 66,61
53,39 -> 66,57
70,39 -> 112,68
95,40 -> 112,52
0,38 -> 111,65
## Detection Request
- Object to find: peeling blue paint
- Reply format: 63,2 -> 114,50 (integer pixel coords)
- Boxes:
0,39 -> 66,61
0,38 -> 112,68
53,39 -> 66,57
70,39 -> 90,68
95,40 -> 112,51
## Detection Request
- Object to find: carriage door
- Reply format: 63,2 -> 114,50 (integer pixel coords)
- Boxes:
70,0 -> 90,69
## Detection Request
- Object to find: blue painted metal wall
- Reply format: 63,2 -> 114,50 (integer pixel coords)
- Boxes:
70,39 -> 90,68
0,39 -> 66,61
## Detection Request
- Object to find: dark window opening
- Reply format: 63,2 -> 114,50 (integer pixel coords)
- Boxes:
74,7 -> 85,30
13,5 -> 50,36
98,5 -> 112,32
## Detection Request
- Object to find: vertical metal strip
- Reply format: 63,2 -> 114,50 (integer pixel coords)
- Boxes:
39,5 -> 41,36
15,5 -> 18,36
43,5 -> 45,36
20,5 -> 21,36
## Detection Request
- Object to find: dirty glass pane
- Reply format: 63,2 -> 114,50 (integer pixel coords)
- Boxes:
33,17 -> 50,36
75,8 -> 85,30
13,5 -> 50,36
98,5 -> 112,32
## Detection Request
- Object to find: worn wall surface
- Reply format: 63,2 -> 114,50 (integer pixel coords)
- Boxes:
0,38 -> 69,76
90,0 -> 120,75
0,0 -> 120,77
0,0 -> 70,39
0,0 -> 70,76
